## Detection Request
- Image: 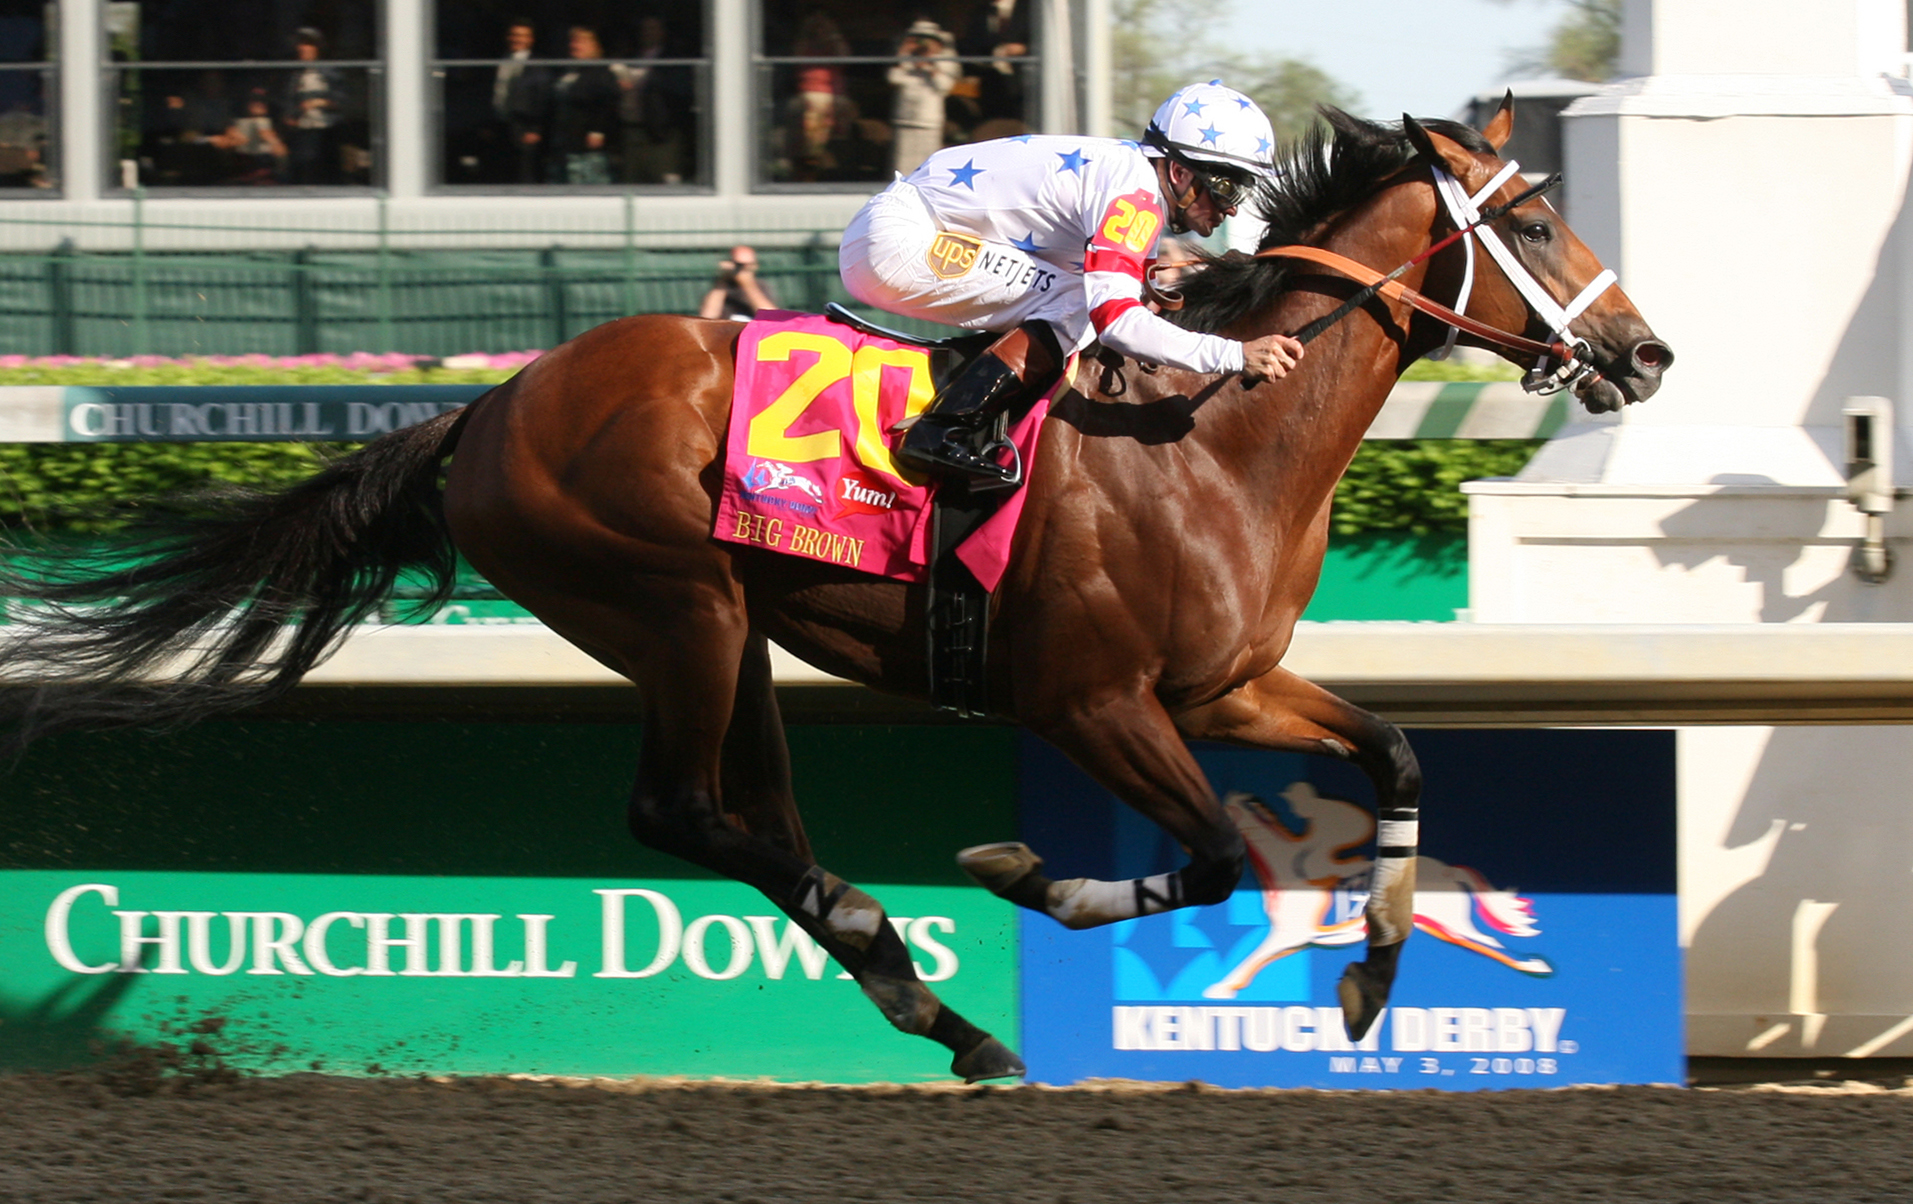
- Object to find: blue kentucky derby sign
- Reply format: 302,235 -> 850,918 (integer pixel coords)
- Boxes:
1017,730 -> 1681,1090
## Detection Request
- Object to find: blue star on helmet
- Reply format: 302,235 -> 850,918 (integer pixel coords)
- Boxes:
1009,232 -> 1046,252
1198,123 -> 1223,146
1055,148 -> 1090,174
947,159 -> 985,189
1007,133 -> 1034,143
1256,135 -> 1272,155
1183,96 -> 1207,117
1236,97 -> 1254,110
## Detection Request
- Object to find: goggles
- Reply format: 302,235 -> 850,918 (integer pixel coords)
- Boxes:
1193,169 -> 1250,210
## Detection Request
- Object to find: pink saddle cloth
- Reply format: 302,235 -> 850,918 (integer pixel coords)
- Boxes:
711,310 -> 1060,591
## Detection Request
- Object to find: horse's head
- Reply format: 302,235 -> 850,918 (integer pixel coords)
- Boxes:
1402,100 -> 1673,413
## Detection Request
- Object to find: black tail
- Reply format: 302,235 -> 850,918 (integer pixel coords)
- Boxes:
0,407 -> 471,752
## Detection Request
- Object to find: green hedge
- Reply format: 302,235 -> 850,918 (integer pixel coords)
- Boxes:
0,362 -> 1538,535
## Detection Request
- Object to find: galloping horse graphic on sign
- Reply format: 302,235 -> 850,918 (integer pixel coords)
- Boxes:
1202,785 -> 1553,1001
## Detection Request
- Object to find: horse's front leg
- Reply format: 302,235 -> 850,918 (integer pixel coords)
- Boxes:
1173,665 -> 1423,1042
960,689 -> 1246,929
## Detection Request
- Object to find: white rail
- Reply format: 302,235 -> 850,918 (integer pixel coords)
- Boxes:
285,621 -> 1913,725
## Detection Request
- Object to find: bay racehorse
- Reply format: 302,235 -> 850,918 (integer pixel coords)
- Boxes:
0,102 -> 1670,1081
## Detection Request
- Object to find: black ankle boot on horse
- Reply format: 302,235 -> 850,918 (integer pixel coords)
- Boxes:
897,320 -> 1063,487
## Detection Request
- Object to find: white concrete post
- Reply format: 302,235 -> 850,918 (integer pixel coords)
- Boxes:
57,0 -> 100,202
384,0 -> 428,198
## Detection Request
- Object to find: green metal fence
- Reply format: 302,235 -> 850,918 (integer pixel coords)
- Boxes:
3,241 -> 858,358
0,204 -> 876,357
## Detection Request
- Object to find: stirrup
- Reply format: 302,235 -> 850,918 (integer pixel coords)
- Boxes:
898,424 -> 1023,489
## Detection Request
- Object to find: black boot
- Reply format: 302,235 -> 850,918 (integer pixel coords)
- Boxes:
898,322 -> 1060,488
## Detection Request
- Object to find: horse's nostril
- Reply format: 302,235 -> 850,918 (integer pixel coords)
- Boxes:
1632,340 -> 1673,373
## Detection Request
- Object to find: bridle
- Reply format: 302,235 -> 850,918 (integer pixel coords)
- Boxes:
1154,152 -> 1621,395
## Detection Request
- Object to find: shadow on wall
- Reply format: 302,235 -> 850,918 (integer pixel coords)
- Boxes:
1651,483 -> 1913,623
1799,142 -> 1913,434
1684,724 -> 1913,1045
0,974 -> 139,1069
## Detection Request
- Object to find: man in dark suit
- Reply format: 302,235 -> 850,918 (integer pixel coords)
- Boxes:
959,0 -> 1031,127
493,19 -> 549,184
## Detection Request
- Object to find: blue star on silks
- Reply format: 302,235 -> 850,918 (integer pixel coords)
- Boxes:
1009,232 -> 1046,252
1118,139 -> 1140,150
1256,135 -> 1273,155
1198,124 -> 1223,145
1183,96 -> 1207,117
1056,148 -> 1091,174
947,159 -> 985,189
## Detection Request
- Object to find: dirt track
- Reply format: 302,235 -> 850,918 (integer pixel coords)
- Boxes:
2,1071 -> 1911,1203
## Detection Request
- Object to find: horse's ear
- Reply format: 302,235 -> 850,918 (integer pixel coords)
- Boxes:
1402,113 -> 1479,178
1401,113 -> 1438,162
1482,91 -> 1515,151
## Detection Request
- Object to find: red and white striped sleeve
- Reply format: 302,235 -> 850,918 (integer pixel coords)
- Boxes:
1080,185 -> 1245,375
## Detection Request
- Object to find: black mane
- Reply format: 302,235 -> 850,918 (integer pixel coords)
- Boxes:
1167,109 -> 1495,335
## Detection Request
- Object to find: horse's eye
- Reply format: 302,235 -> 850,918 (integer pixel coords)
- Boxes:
1520,221 -> 1551,244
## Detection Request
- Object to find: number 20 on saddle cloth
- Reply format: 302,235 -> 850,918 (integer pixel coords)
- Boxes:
712,311 -> 1065,590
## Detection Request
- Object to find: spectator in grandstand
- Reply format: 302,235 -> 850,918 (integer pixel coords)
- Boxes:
779,64 -> 861,182
493,18 -> 549,185
547,24 -> 617,184
699,246 -> 777,321
611,15 -> 691,184
284,26 -> 344,184
211,89 -> 289,183
888,19 -> 958,176
959,0 -> 1031,130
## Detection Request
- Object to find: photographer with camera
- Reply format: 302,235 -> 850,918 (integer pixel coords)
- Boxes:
888,20 -> 957,176
698,245 -> 777,321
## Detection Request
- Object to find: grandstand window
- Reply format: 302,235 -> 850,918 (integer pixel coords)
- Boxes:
756,0 -> 1039,188
0,0 -> 54,192
432,2 -> 709,190
105,1 -> 382,191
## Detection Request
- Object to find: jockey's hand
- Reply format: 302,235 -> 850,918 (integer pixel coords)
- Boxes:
1239,334 -> 1304,387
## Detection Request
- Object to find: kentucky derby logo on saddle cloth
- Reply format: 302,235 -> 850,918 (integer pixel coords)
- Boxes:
713,311 -> 1057,588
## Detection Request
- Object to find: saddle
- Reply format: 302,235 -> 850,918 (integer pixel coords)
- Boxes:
822,304 -> 1017,718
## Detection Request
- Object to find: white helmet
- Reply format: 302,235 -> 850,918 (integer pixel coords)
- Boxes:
1141,80 -> 1277,181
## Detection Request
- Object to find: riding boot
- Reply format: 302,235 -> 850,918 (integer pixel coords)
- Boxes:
898,321 -> 1062,487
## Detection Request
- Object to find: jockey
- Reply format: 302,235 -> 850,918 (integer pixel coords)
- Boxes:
840,79 -> 1306,485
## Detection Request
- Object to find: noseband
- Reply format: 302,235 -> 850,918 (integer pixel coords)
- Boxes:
1243,156 -> 1619,394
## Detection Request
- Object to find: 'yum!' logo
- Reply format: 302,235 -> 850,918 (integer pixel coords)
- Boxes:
835,469 -> 900,517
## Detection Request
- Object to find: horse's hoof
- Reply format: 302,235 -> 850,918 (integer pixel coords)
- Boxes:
952,1036 -> 1026,1084
956,842 -> 1043,895
1337,960 -> 1390,1041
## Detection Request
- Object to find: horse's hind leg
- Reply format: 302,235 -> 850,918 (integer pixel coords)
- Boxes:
631,625 -> 1022,1082
1174,666 -> 1423,1041
966,689 -> 1247,929
716,632 -> 812,862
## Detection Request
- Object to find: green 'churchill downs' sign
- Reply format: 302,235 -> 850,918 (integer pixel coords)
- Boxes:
0,722 -> 1019,1081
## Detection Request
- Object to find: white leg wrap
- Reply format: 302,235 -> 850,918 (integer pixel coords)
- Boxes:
1047,872 -> 1179,929
1376,819 -> 1419,850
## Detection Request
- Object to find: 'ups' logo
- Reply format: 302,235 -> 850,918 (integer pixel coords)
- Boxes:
927,232 -> 982,279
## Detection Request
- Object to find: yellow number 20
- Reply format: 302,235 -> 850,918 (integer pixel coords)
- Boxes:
746,330 -> 933,485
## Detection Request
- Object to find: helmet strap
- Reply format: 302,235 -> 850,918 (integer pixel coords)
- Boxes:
1154,158 -> 1200,234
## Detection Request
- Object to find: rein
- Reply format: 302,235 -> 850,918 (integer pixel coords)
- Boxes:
1248,155 -> 1618,394
1283,171 -> 1560,347
1261,245 -> 1565,363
